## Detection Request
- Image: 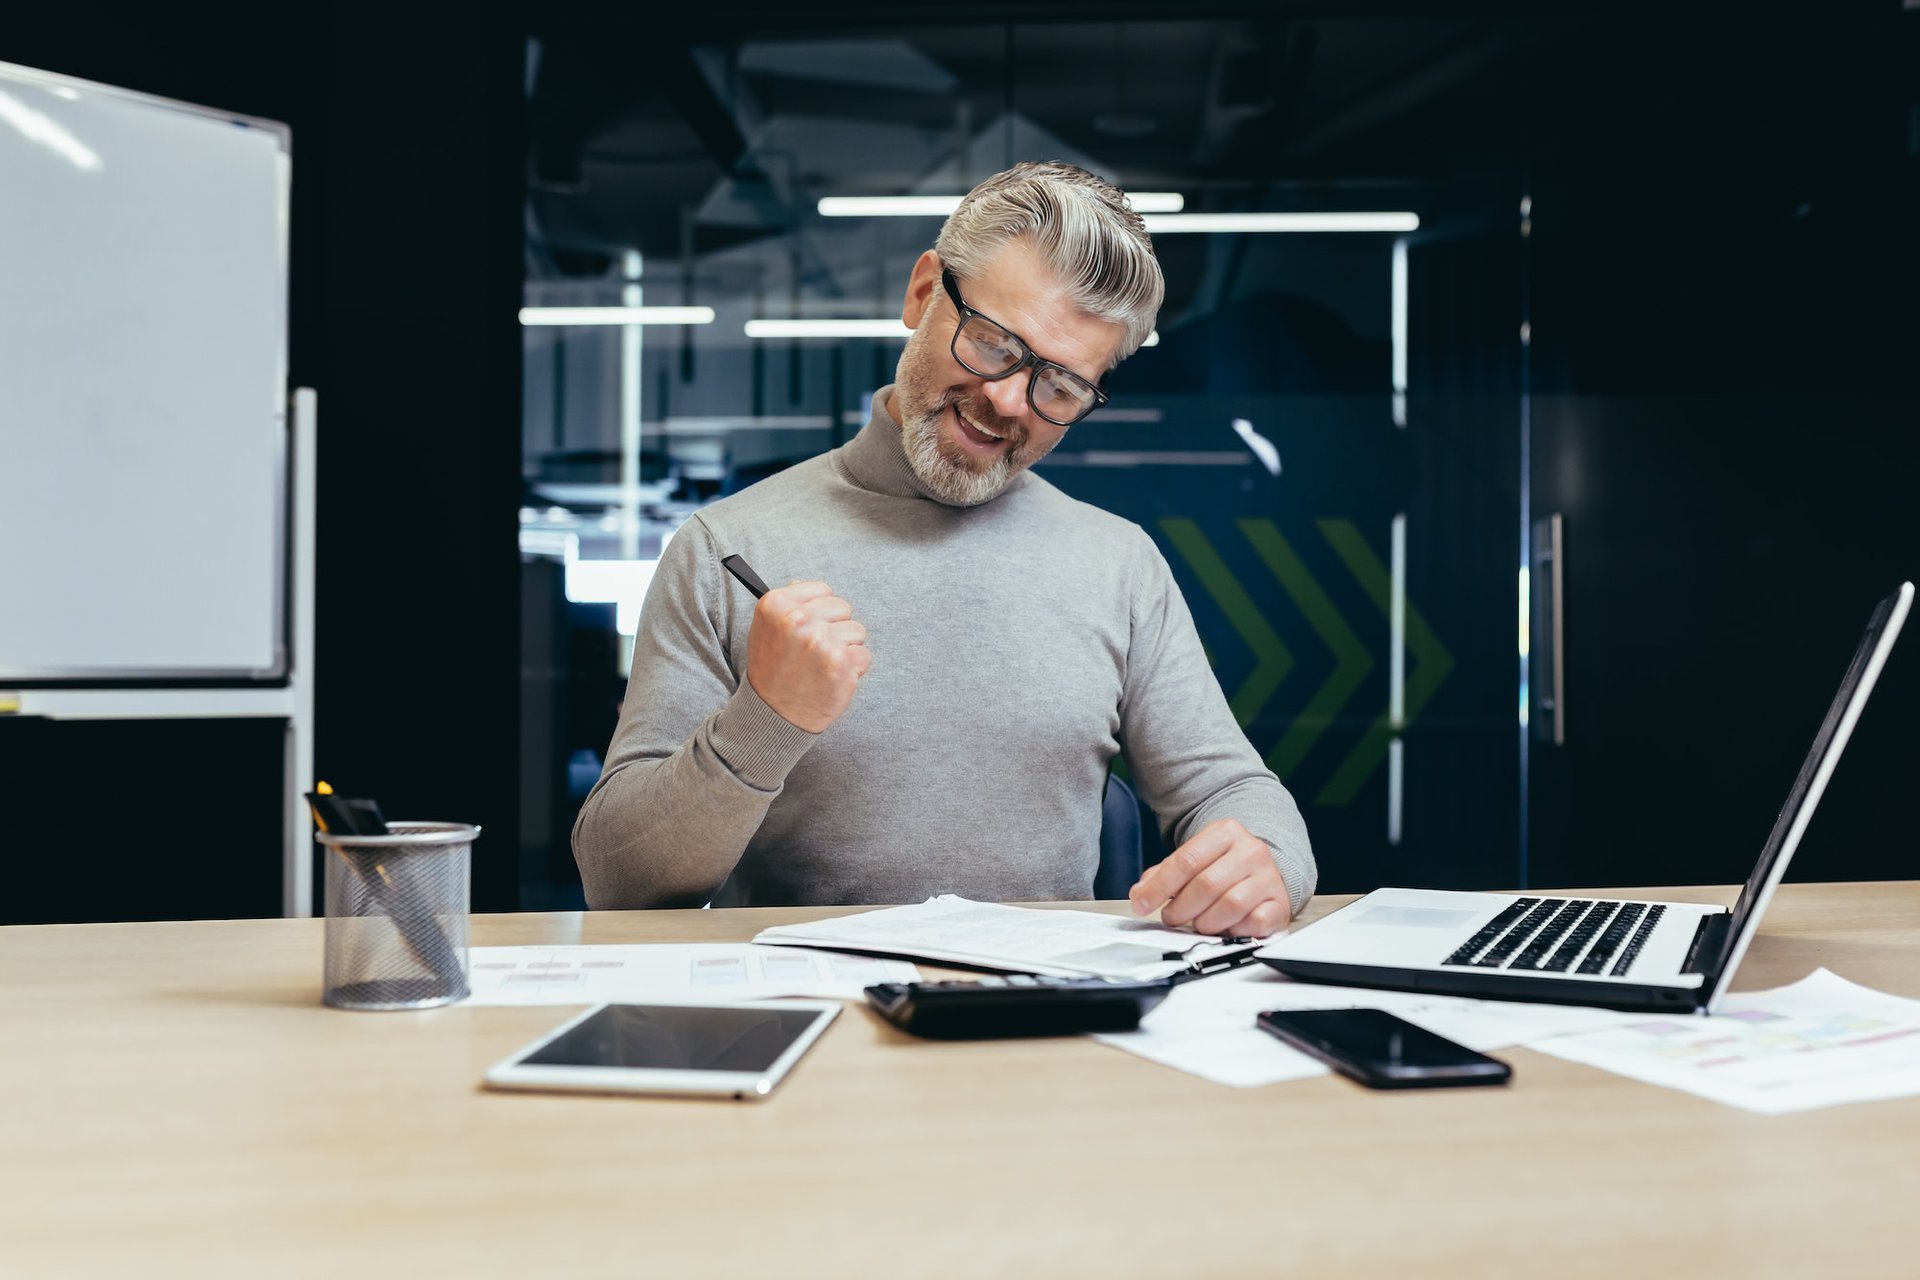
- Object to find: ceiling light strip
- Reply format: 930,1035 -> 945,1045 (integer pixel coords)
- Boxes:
744,319 -> 913,339
742,320 -> 1162,346
818,192 -> 1185,217
520,306 -> 715,326
1141,212 -> 1418,234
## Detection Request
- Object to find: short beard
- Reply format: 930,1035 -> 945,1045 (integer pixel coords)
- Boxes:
893,316 -> 1059,505
900,393 -> 1027,507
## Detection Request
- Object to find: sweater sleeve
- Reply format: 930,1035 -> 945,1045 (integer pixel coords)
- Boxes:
571,516 -> 819,908
1115,532 -> 1317,915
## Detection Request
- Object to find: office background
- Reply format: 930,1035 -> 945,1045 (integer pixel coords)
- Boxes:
4,2 -> 1915,924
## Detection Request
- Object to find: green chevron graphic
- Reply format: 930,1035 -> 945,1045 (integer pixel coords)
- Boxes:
1157,516 -> 1455,805
1159,519 -> 1293,725
1314,518 -> 1455,806
1238,519 -> 1375,781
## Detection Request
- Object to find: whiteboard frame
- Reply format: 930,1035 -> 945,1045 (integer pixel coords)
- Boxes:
0,59 -> 314,917
0,59 -> 293,685
1,389 -> 318,915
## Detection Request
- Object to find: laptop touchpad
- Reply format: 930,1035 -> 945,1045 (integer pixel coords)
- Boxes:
1351,905 -> 1482,929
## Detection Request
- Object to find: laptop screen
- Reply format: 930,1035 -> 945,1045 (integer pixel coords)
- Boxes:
1705,585 -> 1910,1002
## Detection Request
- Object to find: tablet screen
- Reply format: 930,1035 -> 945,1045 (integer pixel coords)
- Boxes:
515,1003 -> 829,1073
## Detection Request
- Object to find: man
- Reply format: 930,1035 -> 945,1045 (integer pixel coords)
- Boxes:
574,161 -> 1314,936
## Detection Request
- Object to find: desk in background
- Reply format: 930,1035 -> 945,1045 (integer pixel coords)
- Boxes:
2,883 -> 1917,1277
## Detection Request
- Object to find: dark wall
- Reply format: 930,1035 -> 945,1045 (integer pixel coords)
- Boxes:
6,5 -> 525,918
7,4 -> 1911,921
1522,8 -> 1920,890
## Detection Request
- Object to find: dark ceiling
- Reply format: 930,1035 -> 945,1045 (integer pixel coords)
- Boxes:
522,4 -> 1918,392
524,15 -> 1547,273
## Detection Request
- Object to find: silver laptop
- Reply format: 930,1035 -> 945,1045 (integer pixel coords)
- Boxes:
1261,582 -> 1912,1014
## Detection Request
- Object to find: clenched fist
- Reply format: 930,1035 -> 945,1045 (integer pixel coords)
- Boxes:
745,580 -> 872,733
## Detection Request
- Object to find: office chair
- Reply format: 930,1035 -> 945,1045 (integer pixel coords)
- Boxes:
1093,773 -> 1144,901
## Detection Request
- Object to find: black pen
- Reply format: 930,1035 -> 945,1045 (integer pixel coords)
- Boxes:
1159,935 -> 1257,961
721,553 -> 770,599
1167,941 -> 1265,985
306,783 -> 465,993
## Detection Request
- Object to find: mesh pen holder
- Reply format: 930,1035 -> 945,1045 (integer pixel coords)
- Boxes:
319,822 -> 478,1010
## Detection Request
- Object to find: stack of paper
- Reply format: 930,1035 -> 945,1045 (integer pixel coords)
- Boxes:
1092,963 -> 1920,1113
1530,968 -> 1920,1114
754,895 -> 1258,980
1092,965 -> 1631,1087
463,943 -> 918,1006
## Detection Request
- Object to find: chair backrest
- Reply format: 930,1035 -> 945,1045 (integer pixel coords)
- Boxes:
1092,773 -> 1144,901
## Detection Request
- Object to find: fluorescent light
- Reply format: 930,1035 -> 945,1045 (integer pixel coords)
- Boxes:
617,251 -> 644,562
1390,512 -> 1407,728
745,319 -> 912,339
819,192 -> 1185,217
819,196 -> 973,217
1387,736 -> 1404,846
1083,408 -> 1164,423
661,415 -> 835,432
1518,567 -> 1531,662
519,306 -> 714,326
1391,238 -> 1408,428
1142,212 -> 1418,234
742,321 -> 1160,346
1041,450 -> 1253,467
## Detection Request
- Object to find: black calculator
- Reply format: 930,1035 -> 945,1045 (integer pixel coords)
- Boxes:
863,974 -> 1175,1039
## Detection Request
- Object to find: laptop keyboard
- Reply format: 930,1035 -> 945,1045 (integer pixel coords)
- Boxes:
1441,897 -> 1667,977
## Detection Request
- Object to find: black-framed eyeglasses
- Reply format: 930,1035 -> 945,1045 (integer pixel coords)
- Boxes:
941,267 -> 1109,427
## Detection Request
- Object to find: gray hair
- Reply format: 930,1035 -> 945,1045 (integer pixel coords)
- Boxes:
935,161 -> 1164,366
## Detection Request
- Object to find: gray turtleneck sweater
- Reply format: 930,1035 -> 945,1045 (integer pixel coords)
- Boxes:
573,388 -> 1315,913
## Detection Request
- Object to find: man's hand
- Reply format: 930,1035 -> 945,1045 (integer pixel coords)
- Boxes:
745,580 -> 871,733
1128,817 -> 1293,937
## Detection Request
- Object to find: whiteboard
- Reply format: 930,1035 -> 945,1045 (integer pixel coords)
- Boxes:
0,60 -> 289,682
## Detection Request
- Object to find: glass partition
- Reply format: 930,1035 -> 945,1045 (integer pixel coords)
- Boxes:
518,16 -> 1541,907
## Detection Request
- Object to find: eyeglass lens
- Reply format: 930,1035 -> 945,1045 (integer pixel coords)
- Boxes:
955,315 -> 1097,423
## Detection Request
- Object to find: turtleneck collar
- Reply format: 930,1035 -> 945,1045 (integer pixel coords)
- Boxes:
835,384 -> 1029,509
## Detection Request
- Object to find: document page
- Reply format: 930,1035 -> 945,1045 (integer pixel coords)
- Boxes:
1530,968 -> 1920,1113
1093,966 -> 1631,1087
754,895 -> 1255,980
463,944 -> 918,1006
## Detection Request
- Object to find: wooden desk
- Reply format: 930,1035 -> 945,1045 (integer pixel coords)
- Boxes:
2,883 -> 1917,1277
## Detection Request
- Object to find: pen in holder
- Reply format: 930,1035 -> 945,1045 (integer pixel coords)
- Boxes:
317,822 -> 478,1010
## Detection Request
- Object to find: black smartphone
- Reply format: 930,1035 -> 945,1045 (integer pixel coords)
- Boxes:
1255,1008 -> 1512,1089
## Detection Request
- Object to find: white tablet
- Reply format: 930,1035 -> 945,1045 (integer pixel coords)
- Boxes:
482,999 -> 841,1101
